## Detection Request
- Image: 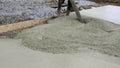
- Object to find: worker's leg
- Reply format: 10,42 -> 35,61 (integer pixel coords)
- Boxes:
66,0 -> 72,15
57,0 -> 65,14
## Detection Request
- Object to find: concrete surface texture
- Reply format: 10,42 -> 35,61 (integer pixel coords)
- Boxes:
0,5 -> 120,68
81,5 -> 120,25
17,11 -> 120,57
0,39 -> 120,68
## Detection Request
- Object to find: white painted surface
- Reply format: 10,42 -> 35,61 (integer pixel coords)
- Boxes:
81,5 -> 120,25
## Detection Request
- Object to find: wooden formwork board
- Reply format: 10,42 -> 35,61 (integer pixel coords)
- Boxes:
0,13 -> 66,34
0,17 -> 53,34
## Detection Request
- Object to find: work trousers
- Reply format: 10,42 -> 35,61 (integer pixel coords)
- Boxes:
57,0 -> 72,13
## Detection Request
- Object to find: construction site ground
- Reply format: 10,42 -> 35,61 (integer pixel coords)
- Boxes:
0,0 -> 120,68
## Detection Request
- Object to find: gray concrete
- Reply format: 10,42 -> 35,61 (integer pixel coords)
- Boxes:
0,39 -> 120,68
81,5 -> 120,25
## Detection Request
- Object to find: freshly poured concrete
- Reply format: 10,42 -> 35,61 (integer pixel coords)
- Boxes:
81,5 -> 120,25
1,5 -> 120,68
0,39 -> 120,68
17,13 -> 120,56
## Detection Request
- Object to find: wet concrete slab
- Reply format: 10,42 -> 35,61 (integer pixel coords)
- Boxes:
81,5 -> 120,25
0,39 -> 120,68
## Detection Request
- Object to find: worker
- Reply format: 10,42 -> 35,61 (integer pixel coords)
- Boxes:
57,0 -> 72,15
57,0 -> 83,22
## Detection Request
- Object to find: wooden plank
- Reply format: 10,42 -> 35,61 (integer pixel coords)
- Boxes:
0,17 -> 53,34
0,13 -> 66,34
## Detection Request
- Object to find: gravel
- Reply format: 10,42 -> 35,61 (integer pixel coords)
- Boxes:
0,0 -> 97,25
